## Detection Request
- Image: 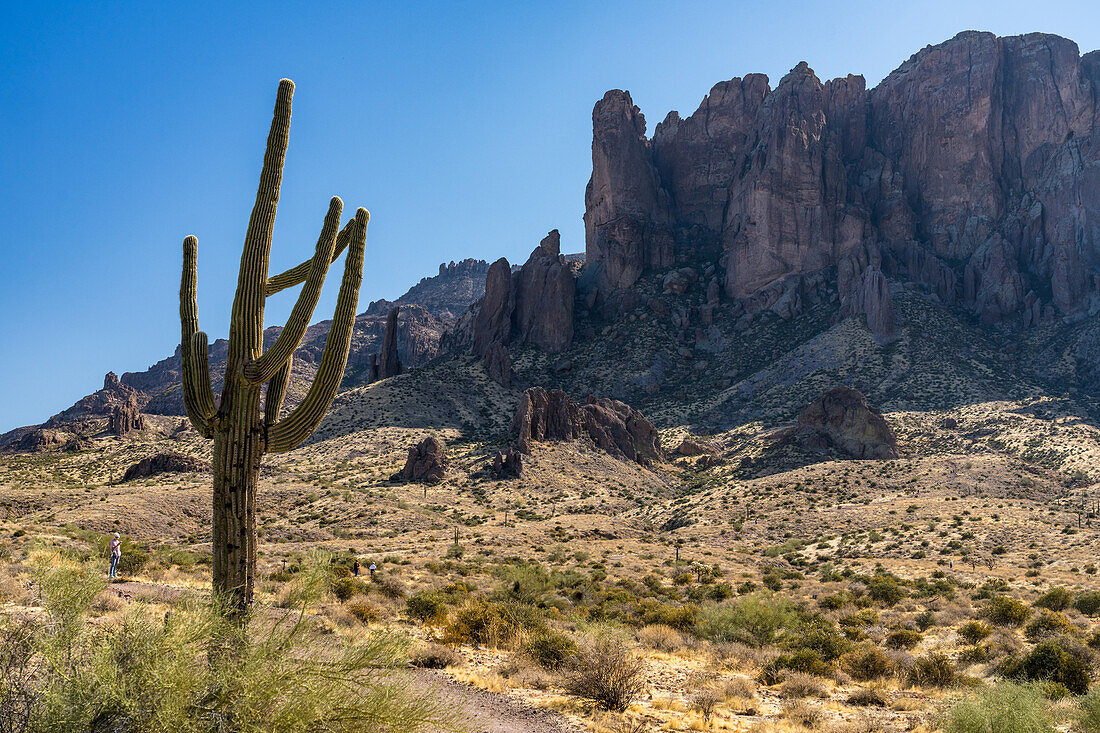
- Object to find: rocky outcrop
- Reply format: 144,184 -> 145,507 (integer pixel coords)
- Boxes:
490,448 -> 523,479
675,439 -> 717,456
108,394 -> 145,436
796,387 -> 899,460
583,90 -> 673,301
464,233 -> 577,385
512,387 -> 663,465
120,453 -> 204,482
400,436 -> 447,484
374,307 -> 403,381
581,31 -> 1100,329
513,230 -> 575,351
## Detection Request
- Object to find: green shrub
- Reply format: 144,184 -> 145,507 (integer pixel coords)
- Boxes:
985,596 -> 1031,626
1078,688 -> 1100,733
840,645 -> 895,681
693,594 -> 800,647
345,600 -> 380,624
786,618 -> 850,662
1001,638 -> 1091,695
1024,610 -> 1076,641
637,600 -> 697,630
760,650 -> 831,685
943,681 -> 1053,733
441,598 -> 544,649
818,593 -> 850,610
1075,592 -> 1100,616
331,576 -> 369,601
521,628 -> 576,671
957,620 -> 992,644
1035,587 -> 1075,611
908,652 -> 956,688
8,557 -> 447,732
915,609 -> 937,631
406,590 -> 452,621
886,629 -> 922,650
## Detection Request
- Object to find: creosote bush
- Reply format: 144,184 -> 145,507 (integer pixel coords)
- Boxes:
907,652 -> 956,688
984,596 -> 1031,626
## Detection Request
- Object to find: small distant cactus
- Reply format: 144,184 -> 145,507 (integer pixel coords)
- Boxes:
180,79 -> 368,614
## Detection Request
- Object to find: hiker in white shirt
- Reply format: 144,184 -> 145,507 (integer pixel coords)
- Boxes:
108,532 -> 122,580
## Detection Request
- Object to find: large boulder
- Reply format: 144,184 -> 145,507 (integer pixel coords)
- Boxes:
121,453 -> 204,482
512,387 -> 663,465
401,436 -> 447,484
796,387 -> 899,460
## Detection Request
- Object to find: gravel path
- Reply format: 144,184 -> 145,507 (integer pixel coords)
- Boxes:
406,669 -> 581,733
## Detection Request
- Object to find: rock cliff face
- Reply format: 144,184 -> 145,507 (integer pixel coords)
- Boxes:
108,394 -> 145,436
582,31 -> 1100,330
372,307 -> 403,381
465,232 -> 577,385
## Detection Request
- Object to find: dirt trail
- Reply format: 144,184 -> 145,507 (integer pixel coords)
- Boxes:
406,669 -> 581,733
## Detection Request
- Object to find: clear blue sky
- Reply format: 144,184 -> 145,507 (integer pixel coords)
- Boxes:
1,0 -> 1097,432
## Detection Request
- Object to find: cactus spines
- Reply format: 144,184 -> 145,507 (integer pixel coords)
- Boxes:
178,79 -> 368,614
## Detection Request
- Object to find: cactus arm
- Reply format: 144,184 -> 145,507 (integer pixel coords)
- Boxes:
223,78 -> 293,407
244,196 -> 342,384
264,353 -> 292,426
265,216 -> 356,296
180,235 -> 215,436
267,207 -> 368,453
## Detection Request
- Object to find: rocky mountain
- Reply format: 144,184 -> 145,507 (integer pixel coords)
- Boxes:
1,259 -> 492,446
583,31 -> 1100,338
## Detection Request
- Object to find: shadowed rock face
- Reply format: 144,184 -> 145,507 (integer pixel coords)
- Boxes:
121,453 -> 204,482
374,307 -> 403,381
401,436 -> 447,484
796,387 -> 899,460
512,387 -> 663,465
583,31 -> 1100,329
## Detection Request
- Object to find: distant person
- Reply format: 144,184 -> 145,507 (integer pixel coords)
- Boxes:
353,559 -> 360,577
368,562 -> 376,580
108,532 -> 121,580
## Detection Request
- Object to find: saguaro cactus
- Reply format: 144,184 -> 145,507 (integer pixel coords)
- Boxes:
180,79 -> 368,614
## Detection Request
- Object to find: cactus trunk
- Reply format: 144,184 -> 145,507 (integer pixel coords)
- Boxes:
179,79 -> 369,615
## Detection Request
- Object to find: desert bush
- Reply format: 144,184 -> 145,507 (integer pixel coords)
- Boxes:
846,687 -> 887,707
636,600 -> 697,630
780,672 -> 826,698
787,618 -> 851,662
1075,591 -> 1100,616
7,559 -> 446,732
885,629 -> 922,650
942,681 -> 1053,733
345,599 -> 380,624
1090,631 -> 1100,650
373,574 -> 407,600
441,597 -> 543,649
907,652 -> 956,688
405,588 -> 461,622
408,643 -> 460,669
521,628 -> 576,670
561,636 -> 646,711
984,596 -> 1031,626
1024,610 -> 1076,641
761,650 -> 832,685
819,592 -> 850,610
914,609 -> 937,630
840,646 -> 895,681
692,688 -> 722,722
693,593 -> 800,647
1078,688 -> 1100,732
1035,587 -> 1075,612
330,575 -> 368,601
636,624 -> 685,653
957,620 -> 992,644
1001,638 -> 1091,694
782,699 -> 823,728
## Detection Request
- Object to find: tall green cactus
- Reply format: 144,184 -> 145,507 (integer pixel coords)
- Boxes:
179,79 -> 368,614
